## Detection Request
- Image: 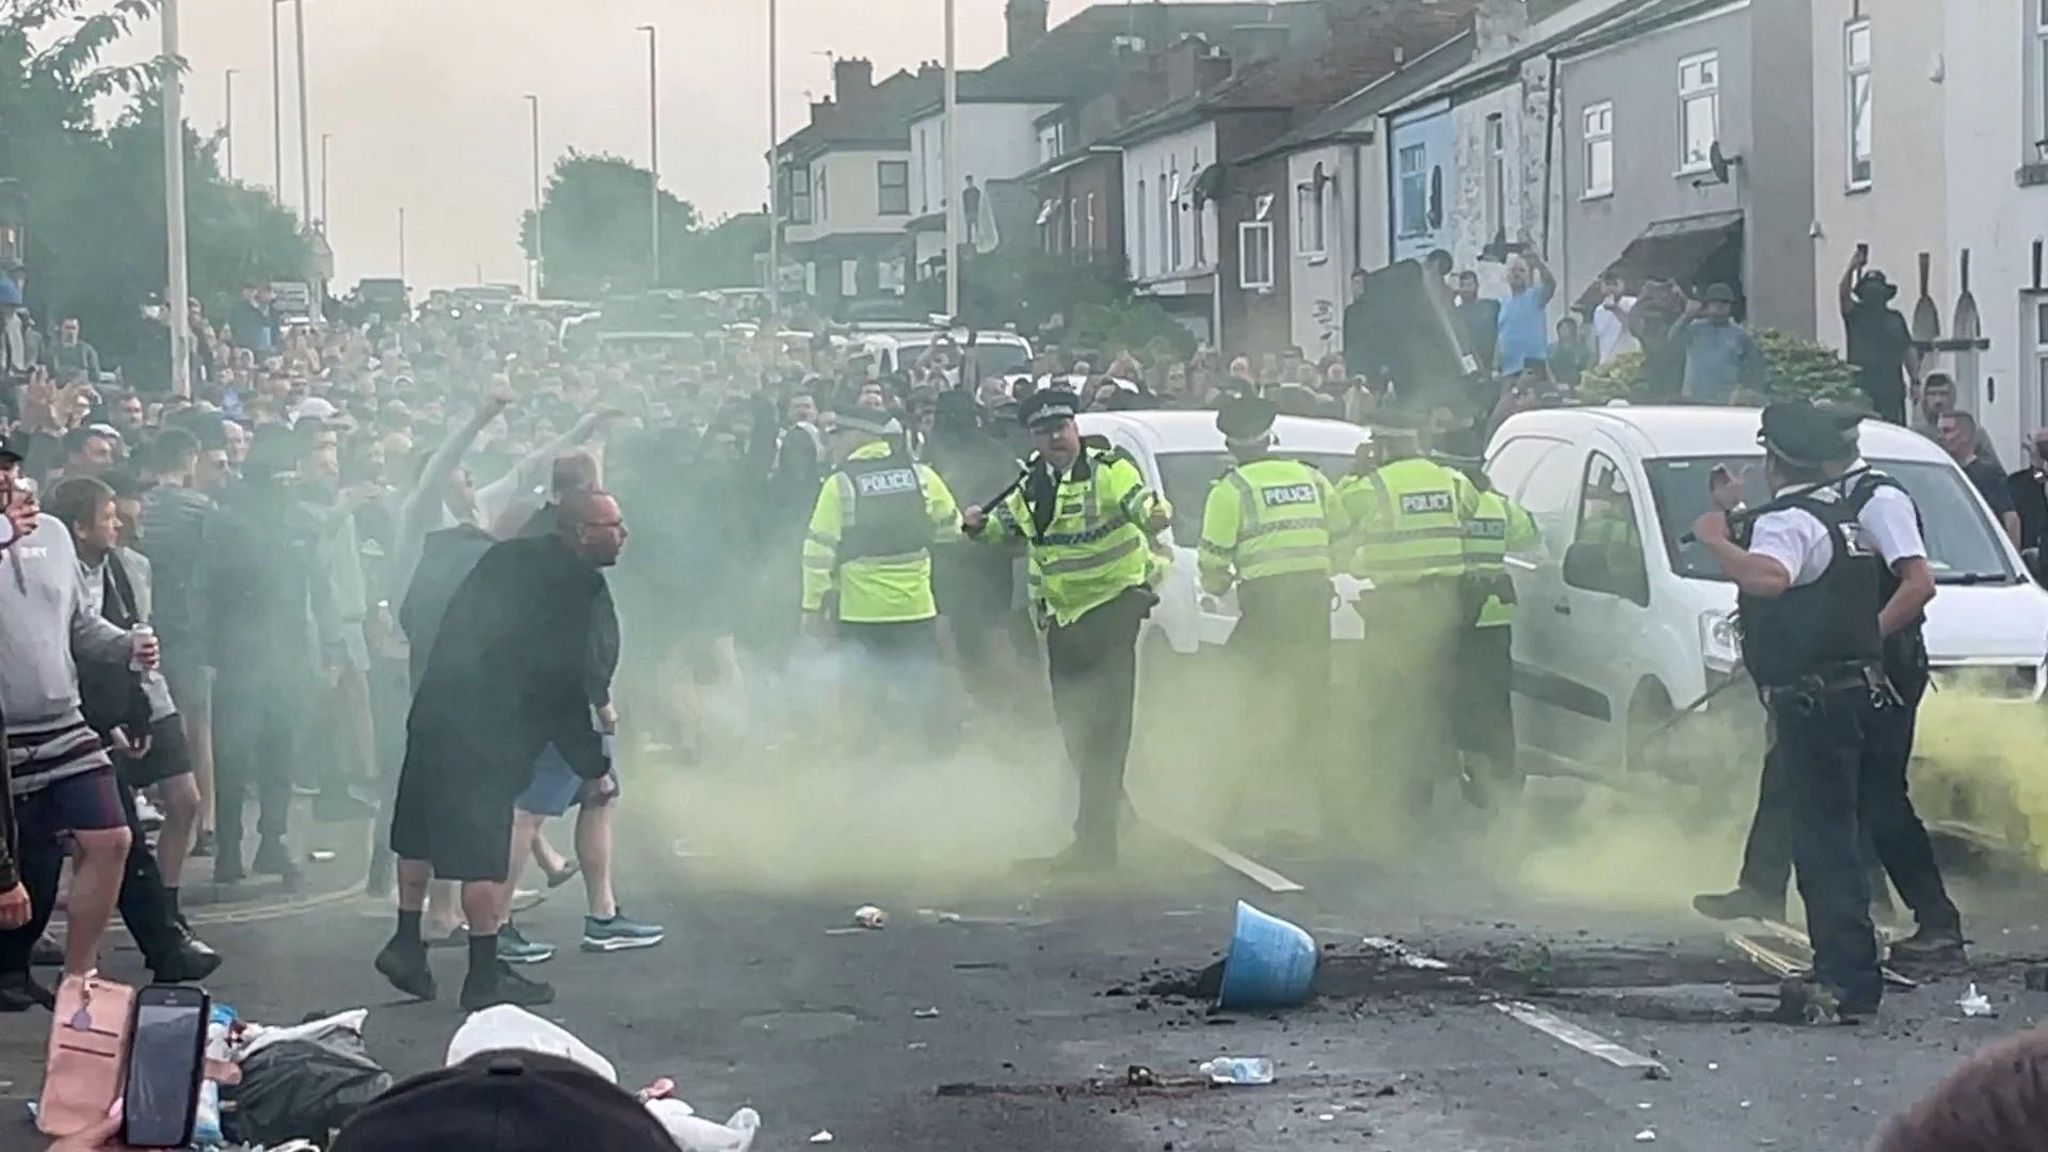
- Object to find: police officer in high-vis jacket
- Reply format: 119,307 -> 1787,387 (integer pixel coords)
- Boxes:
961,388 -> 1170,872
802,405 -> 961,749
1336,417 -> 1478,814
1688,401 -> 1891,1021
1450,457 -> 1538,806
1199,395 -> 1348,791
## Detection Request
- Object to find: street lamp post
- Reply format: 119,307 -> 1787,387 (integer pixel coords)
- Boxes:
526,94 -> 543,299
766,0 -> 779,316
942,0 -> 960,318
293,0 -> 312,230
637,24 -> 659,289
164,0 -> 192,398
223,68 -> 238,180
397,206 -> 407,282
270,0 -> 283,198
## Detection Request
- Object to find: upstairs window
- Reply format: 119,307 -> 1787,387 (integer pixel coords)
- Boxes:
1583,102 -> 1614,197
1679,52 -> 1720,172
1847,20 -> 1873,188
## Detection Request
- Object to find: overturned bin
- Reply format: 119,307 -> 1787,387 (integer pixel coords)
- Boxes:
1217,901 -> 1318,1010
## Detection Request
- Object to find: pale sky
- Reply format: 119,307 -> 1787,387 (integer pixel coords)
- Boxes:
107,0 -> 1133,291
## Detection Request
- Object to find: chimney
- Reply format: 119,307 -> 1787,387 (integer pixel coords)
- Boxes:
1476,0 -> 1534,53
1166,34 -> 1232,102
809,97 -> 837,131
1005,0 -> 1049,56
833,57 -> 874,103
1227,22 -> 1291,64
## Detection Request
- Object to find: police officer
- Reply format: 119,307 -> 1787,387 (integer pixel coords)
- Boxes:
1694,408 -> 1965,964
1688,401 -> 1890,1019
1450,457 -> 1539,806
1199,395 -> 1347,796
961,388 -> 1170,871
802,405 -> 961,750
1336,416 -> 1477,813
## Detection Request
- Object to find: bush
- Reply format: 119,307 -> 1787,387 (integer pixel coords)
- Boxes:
1576,330 -> 1864,409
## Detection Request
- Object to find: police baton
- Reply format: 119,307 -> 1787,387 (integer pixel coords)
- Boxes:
1624,667 -> 1750,764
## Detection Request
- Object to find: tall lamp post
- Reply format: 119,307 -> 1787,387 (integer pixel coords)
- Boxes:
766,0 -> 779,316
637,24 -> 659,289
942,0 -> 960,318
270,0 -> 284,198
223,68 -> 238,180
397,206 -> 407,283
526,95 -> 544,299
293,0 -> 312,230
319,132 -> 331,232
164,0 -> 192,397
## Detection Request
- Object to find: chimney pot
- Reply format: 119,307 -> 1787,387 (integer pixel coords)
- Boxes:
1005,0 -> 1050,56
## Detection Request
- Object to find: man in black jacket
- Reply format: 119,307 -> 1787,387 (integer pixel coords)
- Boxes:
376,490 -> 627,1011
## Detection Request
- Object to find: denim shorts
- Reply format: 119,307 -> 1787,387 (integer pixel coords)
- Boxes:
513,745 -> 617,818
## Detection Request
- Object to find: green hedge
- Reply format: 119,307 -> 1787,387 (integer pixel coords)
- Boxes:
1577,330 -> 1866,410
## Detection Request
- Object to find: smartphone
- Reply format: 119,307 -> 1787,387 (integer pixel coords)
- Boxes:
121,985 -> 210,1148
1855,242 -> 1870,262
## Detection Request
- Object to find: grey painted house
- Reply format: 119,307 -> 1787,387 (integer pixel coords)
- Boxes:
1556,0 -> 1816,335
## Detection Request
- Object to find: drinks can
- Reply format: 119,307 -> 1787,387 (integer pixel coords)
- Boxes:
129,624 -> 154,672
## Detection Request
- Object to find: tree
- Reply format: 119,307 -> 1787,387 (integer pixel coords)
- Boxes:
673,211 -> 769,293
520,152 -> 704,299
0,0 -> 313,386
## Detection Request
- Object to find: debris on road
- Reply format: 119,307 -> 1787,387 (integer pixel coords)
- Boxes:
308,849 -> 337,863
2024,967 -> 2048,992
917,908 -> 964,924
1958,983 -> 1997,1018
1218,902 -> 1318,1010
914,1007 -> 941,1019
808,1130 -> 834,1144
1198,1056 -> 1276,1086
1127,1065 -> 1159,1087
1634,1129 -> 1657,1142
853,905 -> 888,930
1360,937 -> 1450,970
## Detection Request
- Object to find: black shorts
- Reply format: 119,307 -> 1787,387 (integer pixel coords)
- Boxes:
116,718 -> 194,791
387,765 -> 518,884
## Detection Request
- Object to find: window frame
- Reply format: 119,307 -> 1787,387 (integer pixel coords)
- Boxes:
877,160 -> 910,216
1582,101 -> 1615,199
1846,20 -> 1873,190
1677,51 -> 1721,174
787,164 -> 813,225
1396,143 -> 1429,238
2031,297 -> 2048,438
1085,191 -> 1097,252
1296,164 -> 1329,259
1160,165 -> 1175,272
1484,114 -> 1506,241
814,165 -> 829,223
1238,220 -> 1275,290
2034,0 -> 2048,157
1169,167 -> 1185,271
1135,178 -> 1149,276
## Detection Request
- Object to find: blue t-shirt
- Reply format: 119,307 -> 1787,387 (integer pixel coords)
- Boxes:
1495,282 -> 1554,374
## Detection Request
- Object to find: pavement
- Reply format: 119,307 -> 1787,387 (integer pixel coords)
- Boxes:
4,754 -> 2048,1152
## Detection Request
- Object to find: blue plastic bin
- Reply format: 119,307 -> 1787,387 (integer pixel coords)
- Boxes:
1217,900 -> 1318,1010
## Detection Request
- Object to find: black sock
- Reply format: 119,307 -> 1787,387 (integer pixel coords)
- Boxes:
467,931 -> 498,976
164,888 -> 180,918
394,909 -> 423,947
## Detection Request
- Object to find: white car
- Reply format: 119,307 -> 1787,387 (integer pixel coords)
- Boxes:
1485,404 -> 2048,784
860,330 -> 1035,380
1077,409 -> 1370,653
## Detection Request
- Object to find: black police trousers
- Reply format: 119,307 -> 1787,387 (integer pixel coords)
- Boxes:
1231,573 -> 1332,776
1735,650 -> 1959,932
1766,680 -> 1885,1008
1456,624 -> 1518,800
1045,588 -> 1152,859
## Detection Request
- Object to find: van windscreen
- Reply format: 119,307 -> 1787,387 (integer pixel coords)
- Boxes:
1644,456 -> 2019,585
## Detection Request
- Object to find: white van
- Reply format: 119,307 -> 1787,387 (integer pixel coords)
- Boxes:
1078,410 -> 1369,653
1484,405 -> 2048,782
860,330 -> 1034,380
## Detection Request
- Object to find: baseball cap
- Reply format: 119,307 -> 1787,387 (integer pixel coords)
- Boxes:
0,434 -> 21,465
331,1051 -> 676,1152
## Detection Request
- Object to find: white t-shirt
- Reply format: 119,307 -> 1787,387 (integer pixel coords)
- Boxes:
1592,296 -> 1640,364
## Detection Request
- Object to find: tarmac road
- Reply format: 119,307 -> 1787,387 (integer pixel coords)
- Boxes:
3,777 -> 2046,1151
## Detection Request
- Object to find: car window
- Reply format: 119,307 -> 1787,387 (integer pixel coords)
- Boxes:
1484,435 -> 1569,499
1155,450 -> 1359,543
1575,452 -> 1644,550
1514,444 -> 1583,555
1645,455 -> 2021,584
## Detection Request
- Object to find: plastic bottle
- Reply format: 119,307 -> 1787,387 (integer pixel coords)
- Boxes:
1199,1056 -> 1275,1085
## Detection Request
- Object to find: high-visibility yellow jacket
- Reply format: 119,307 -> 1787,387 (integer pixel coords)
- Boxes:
1336,456 -> 1477,586
1197,456 -> 1347,595
802,441 -> 960,623
1465,488 -> 1540,628
982,449 -> 1169,628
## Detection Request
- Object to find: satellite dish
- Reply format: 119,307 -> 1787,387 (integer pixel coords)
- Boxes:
1708,141 -> 1743,184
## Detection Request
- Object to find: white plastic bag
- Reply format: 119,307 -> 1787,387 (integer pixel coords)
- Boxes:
645,1099 -> 761,1152
446,1005 -> 618,1083
237,1008 -> 371,1061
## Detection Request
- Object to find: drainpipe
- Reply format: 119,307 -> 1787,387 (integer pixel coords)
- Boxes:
1540,52 -> 1560,262
1349,141 -> 1365,270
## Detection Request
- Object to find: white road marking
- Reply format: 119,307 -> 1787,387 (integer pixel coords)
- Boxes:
1154,824 -> 1303,893
1495,1000 -> 1670,1077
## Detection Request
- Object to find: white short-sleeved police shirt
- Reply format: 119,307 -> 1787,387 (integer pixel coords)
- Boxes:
1849,473 -> 1927,570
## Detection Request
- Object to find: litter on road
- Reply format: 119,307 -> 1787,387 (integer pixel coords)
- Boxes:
914,1007 -> 941,1019
1198,1056 -> 1276,1086
853,905 -> 888,929
1635,1129 -> 1658,1142
1958,983 -> 1997,1018
808,1130 -> 835,1143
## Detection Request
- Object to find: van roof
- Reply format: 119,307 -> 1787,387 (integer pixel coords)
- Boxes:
1493,404 -> 1951,464
1079,410 -> 1369,457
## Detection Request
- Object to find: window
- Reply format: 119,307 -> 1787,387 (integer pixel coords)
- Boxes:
877,161 -> 909,215
1846,20 -> 1873,188
1679,51 -> 1720,172
1583,102 -> 1614,197
1193,196 -> 1206,267
2034,0 -> 2048,153
1135,179 -> 1149,276
839,260 -> 858,297
1397,144 -> 1428,236
1038,123 -> 1061,164
1484,114 -> 1506,241
1296,164 -> 1327,257
1238,221 -> 1275,290
1169,168 -> 1184,270
1068,196 -> 1082,252
788,166 -> 812,224
1084,192 -> 1097,251
1159,166 -> 1173,272
814,167 -> 829,222
1573,452 -> 1647,599
916,126 -> 930,214
2033,298 -> 2048,436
